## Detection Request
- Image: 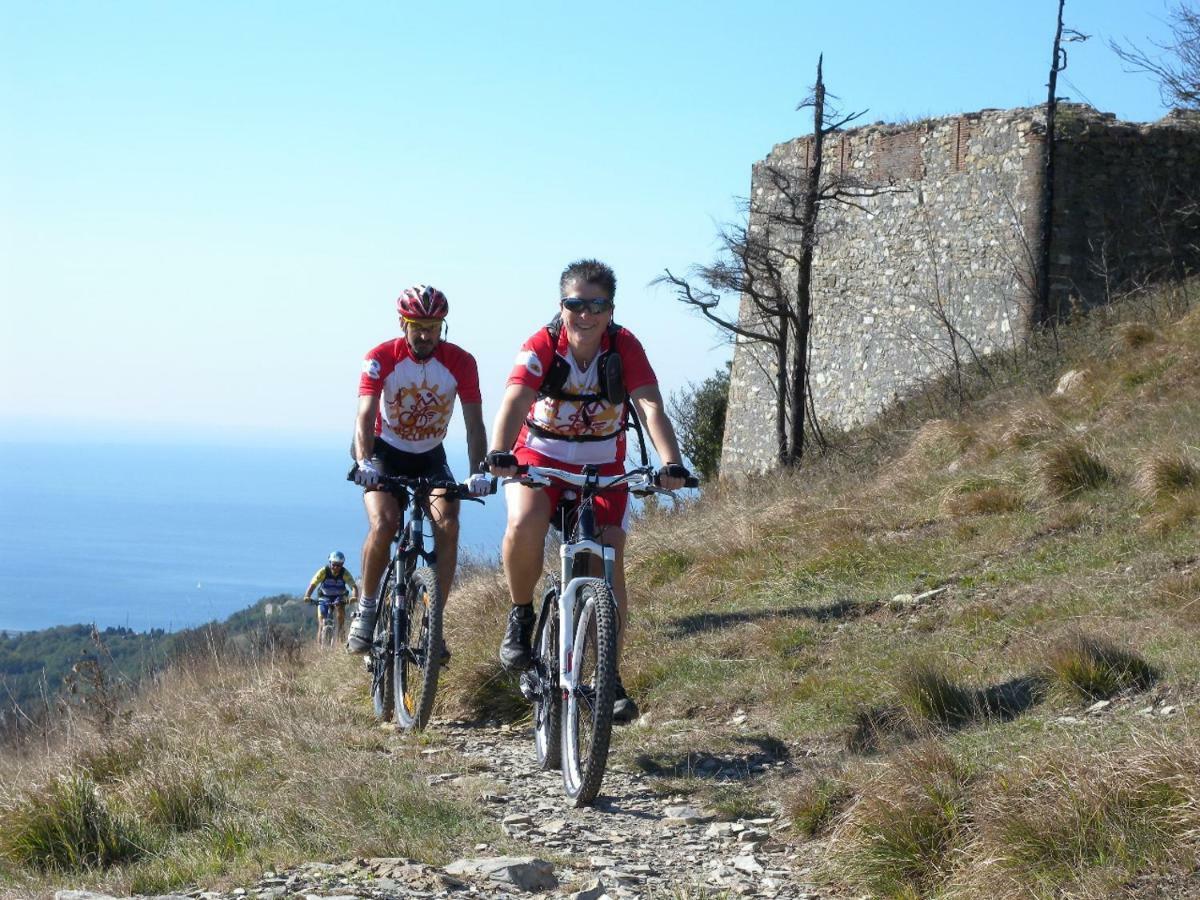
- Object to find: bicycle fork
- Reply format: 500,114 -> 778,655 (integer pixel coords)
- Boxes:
557,539 -> 616,698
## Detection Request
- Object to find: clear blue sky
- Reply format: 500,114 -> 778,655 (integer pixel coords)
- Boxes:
0,0 -> 1181,447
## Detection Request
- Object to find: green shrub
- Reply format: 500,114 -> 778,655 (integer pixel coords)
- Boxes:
669,364 -> 730,482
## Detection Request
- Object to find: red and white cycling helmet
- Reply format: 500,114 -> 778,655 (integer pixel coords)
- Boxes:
397,284 -> 449,320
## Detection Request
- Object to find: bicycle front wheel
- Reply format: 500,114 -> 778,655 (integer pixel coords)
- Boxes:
394,566 -> 443,730
370,571 -> 397,721
319,619 -> 335,649
533,576 -> 561,770
561,579 -> 617,806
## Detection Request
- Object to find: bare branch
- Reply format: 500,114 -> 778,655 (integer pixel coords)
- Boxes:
1110,2 -> 1200,110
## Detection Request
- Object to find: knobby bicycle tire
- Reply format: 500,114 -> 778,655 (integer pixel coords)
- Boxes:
533,575 -> 562,770
395,565 -> 443,731
371,567 -> 397,721
319,618 -> 336,650
562,579 -> 617,806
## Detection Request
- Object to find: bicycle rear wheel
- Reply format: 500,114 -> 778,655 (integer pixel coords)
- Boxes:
395,566 -> 443,730
561,578 -> 616,806
370,569 -> 397,721
533,576 -> 561,770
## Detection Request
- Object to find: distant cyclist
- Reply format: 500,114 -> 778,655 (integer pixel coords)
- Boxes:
302,551 -> 358,645
486,259 -> 691,723
347,284 -> 490,655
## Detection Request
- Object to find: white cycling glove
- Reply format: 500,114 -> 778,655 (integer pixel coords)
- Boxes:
354,458 -> 382,487
466,472 -> 492,497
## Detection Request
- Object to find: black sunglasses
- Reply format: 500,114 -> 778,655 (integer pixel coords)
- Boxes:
561,297 -> 614,314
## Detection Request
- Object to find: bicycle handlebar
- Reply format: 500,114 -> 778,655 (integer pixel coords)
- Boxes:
500,465 -> 700,493
345,468 -> 483,502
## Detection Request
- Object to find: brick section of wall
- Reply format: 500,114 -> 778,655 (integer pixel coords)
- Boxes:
721,105 -> 1200,478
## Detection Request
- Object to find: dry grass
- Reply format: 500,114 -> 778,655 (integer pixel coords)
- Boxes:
1151,569 -> 1200,626
880,420 -> 976,493
999,404 -> 1062,450
833,742 -> 971,898
1115,321 -> 1161,350
0,645 -> 496,896
954,736 -> 1200,897
938,476 -> 1025,517
1036,437 -> 1115,497
1133,447 -> 1200,502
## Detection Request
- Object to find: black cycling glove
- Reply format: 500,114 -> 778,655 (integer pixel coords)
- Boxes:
484,450 -> 518,471
657,463 -> 692,481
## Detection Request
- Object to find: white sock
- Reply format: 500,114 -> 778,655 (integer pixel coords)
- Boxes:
359,595 -> 378,613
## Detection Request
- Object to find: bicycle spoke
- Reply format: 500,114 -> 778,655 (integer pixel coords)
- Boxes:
394,567 -> 443,730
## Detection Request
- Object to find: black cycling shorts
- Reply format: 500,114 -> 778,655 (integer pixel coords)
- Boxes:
372,438 -> 456,482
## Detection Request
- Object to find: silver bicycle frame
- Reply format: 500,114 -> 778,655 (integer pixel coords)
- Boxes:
557,538 -> 616,694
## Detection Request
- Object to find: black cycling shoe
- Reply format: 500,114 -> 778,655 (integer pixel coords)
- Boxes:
438,642 -> 452,667
613,678 -> 640,724
499,604 -> 536,671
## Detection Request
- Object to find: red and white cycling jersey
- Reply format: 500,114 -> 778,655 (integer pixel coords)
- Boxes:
359,339 -> 481,454
507,325 -> 656,465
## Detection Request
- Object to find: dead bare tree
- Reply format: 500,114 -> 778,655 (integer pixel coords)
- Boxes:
1037,0 -> 1089,324
657,55 -> 894,468
1111,1 -> 1200,110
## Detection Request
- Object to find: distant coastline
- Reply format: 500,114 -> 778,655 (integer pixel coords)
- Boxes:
0,438 -> 507,634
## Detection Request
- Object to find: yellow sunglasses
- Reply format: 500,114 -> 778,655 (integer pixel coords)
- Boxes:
403,317 -> 444,331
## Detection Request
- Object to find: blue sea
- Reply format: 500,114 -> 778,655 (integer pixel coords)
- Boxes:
0,439 -> 507,634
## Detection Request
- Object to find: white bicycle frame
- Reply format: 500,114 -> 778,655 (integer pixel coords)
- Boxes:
504,465 -> 654,699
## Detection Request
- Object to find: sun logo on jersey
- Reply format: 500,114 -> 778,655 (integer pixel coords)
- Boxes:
387,385 -> 452,441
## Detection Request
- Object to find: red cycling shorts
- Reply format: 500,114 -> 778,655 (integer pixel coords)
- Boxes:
512,446 -> 631,532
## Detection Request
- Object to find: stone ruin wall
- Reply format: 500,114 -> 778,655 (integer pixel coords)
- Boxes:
721,105 -> 1200,477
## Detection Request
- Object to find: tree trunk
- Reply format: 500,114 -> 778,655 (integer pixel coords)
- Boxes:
1037,0 -> 1066,323
784,54 -> 826,466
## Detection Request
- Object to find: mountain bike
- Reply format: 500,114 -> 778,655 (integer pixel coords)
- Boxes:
315,597 -> 346,649
506,463 -> 698,806
358,474 -> 479,731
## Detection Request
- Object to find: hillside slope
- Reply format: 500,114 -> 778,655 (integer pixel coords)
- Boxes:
2,280 -> 1199,899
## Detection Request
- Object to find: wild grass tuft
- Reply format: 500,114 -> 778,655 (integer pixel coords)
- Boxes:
835,743 -> 970,898
965,739 -> 1199,894
1043,632 -> 1158,700
1115,321 -> 1161,349
895,661 -> 977,728
1000,404 -> 1060,450
439,569 -> 528,721
938,476 -> 1025,517
1133,448 -> 1200,502
0,773 -> 145,872
1036,437 -> 1114,497
1151,569 -> 1200,626
788,774 -> 852,837
142,771 -> 223,832
891,420 -> 975,478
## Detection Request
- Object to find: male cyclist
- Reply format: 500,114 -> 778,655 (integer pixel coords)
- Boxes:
486,259 -> 691,723
347,284 -> 489,655
302,551 -> 358,644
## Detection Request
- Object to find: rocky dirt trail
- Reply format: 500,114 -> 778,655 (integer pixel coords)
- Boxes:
55,721 -> 832,900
